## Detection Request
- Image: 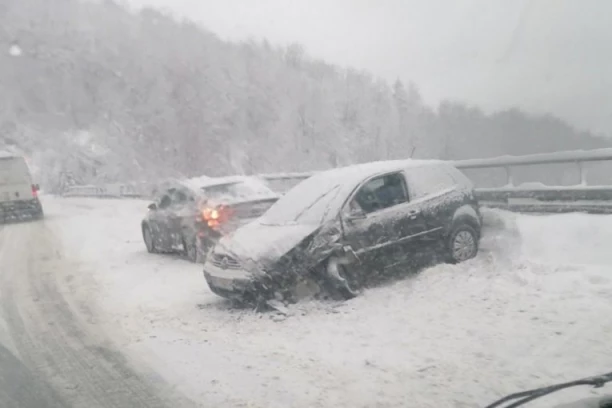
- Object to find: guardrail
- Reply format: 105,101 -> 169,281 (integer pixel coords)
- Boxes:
472,186 -> 612,214
62,183 -> 151,199
454,149 -> 612,214
59,150 -> 612,214
60,173 -> 316,199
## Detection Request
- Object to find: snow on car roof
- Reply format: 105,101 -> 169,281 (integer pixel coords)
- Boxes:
258,172 -> 316,180
180,175 -> 214,191
260,159 -> 442,225
183,174 -> 266,190
0,151 -> 18,159
181,174 -> 280,203
305,159 -> 442,188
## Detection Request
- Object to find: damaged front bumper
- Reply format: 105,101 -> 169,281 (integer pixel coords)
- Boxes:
203,262 -> 257,300
203,259 -> 306,303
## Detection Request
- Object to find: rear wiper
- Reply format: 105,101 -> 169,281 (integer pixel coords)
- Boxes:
485,371 -> 612,408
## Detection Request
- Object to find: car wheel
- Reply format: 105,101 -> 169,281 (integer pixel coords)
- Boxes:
325,258 -> 361,300
142,224 -> 158,254
446,224 -> 479,263
197,238 -> 215,263
183,236 -> 198,263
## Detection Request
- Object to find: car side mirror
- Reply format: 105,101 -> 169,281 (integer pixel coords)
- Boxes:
148,203 -> 157,211
346,210 -> 367,222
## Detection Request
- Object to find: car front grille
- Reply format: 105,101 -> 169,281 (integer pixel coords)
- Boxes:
209,253 -> 242,270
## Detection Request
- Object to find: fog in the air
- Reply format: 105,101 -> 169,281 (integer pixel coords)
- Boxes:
126,0 -> 612,136
3,2 -> 612,408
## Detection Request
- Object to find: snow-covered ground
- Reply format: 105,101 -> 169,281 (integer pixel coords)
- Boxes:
34,197 -> 612,407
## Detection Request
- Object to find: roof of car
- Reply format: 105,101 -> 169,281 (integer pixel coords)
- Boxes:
182,175 -> 267,191
257,159 -> 448,226
165,160 -> 446,196
0,151 -> 19,159
306,159 -> 443,187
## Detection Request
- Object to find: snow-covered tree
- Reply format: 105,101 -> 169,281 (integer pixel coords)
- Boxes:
0,0 -> 609,192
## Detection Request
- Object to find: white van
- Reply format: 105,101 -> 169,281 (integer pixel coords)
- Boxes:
0,153 -> 43,221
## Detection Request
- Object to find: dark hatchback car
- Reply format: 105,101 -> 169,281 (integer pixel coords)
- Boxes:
204,159 -> 482,302
142,175 -> 280,262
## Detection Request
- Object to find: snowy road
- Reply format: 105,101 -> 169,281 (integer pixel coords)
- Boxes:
0,214 -> 191,408
1,197 -> 612,408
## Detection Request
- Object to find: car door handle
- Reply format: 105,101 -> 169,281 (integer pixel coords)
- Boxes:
409,210 -> 420,219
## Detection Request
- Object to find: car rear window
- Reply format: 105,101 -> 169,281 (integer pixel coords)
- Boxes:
405,165 -> 458,200
0,157 -> 31,184
201,179 -> 275,201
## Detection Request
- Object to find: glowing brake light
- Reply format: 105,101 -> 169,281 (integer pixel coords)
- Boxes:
202,207 -> 219,221
31,184 -> 38,198
201,205 -> 233,229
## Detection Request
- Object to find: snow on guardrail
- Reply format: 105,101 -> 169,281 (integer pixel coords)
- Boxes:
453,148 -> 612,169
473,184 -> 612,214
60,172 -> 317,199
62,183 -> 152,199
59,150 -> 612,214
454,148 -> 612,213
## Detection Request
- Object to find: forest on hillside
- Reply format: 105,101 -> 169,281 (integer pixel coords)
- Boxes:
1,0 -> 610,191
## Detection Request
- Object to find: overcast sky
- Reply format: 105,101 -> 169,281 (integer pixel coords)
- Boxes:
126,0 -> 612,136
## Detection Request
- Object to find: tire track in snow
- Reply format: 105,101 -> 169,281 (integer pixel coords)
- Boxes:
0,221 -> 189,408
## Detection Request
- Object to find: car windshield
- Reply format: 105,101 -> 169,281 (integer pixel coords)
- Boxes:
260,177 -> 346,225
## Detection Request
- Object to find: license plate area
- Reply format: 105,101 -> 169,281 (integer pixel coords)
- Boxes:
211,276 -> 235,291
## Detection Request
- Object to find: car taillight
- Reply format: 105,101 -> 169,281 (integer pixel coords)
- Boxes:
31,184 -> 38,198
201,205 -> 233,229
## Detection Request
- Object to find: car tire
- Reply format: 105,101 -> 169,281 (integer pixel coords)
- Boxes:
446,223 -> 479,264
323,258 -> 361,300
196,237 -> 216,263
142,224 -> 158,254
183,236 -> 198,263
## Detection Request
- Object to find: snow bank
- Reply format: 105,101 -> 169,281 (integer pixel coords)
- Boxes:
44,197 -> 612,408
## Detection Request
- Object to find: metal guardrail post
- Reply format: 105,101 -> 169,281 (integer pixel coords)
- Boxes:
453,148 -> 612,214
577,161 -> 587,186
505,166 -> 514,187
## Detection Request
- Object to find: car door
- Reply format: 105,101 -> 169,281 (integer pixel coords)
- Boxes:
148,189 -> 175,250
403,164 -> 464,244
166,188 -> 197,248
341,171 -> 426,269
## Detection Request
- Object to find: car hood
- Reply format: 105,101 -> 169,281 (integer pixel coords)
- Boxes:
215,221 -> 320,264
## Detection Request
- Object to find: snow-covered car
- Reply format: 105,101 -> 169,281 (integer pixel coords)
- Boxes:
203,159 -> 482,303
0,153 -> 43,222
258,172 -> 315,195
141,175 -> 280,263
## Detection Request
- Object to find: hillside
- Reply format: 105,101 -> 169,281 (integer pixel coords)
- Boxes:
1,0 -> 610,191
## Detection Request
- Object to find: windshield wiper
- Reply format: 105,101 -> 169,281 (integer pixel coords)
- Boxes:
485,371 -> 612,408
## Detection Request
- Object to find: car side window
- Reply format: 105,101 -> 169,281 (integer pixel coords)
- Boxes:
158,188 -> 175,209
352,172 -> 409,214
172,190 -> 188,205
